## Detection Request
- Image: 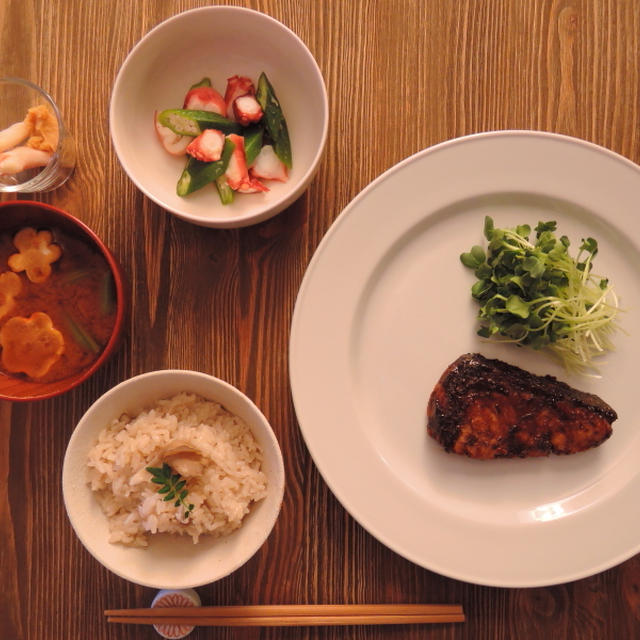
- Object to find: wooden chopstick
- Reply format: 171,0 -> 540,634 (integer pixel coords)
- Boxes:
107,614 -> 465,627
105,604 -> 464,627
106,603 -> 463,617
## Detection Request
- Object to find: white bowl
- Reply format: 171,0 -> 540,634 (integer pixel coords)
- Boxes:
110,6 -> 328,228
62,370 -> 285,589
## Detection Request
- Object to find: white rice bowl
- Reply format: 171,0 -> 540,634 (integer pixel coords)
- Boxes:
63,370 -> 285,589
87,393 -> 268,547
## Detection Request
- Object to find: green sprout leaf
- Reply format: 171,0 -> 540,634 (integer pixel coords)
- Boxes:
460,252 -> 479,268
471,279 -> 493,299
505,295 -> 530,319
522,256 -> 545,278
535,220 -> 557,235
580,237 -> 598,255
460,245 -> 486,269
470,245 -> 486,264
483,216 -> 495,240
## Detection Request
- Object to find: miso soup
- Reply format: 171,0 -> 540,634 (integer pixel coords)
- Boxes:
0,226 -> 117,383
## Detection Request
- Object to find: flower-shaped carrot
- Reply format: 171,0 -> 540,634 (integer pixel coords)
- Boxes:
8,227 -> 62,283
0,272 -> 22,319
0,311 -> 64,378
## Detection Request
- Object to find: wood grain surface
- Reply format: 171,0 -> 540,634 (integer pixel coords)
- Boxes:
1,1 -> 640,639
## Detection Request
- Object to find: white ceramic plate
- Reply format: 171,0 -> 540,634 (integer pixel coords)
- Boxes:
289,131 -> 640,587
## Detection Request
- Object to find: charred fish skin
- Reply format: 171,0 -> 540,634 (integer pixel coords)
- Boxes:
427,353 -> 617,460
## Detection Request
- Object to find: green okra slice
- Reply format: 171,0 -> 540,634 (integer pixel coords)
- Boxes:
256,72 -> 292,169
177,137 -> 235,196
158,109 -> 241,137
215,176 -> 234,205
243,124 -> 264,167
189,77 -> 212,90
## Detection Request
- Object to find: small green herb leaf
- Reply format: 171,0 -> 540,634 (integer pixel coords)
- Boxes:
145,464 -> 195,520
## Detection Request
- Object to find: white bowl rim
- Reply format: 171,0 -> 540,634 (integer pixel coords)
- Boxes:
109,6 -> 329,229
62,368 -> 285,588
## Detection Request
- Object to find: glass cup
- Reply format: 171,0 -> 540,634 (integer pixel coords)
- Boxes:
0,77 -> 76,192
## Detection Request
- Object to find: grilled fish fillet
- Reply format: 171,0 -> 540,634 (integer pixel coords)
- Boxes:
427,353 -> 616,459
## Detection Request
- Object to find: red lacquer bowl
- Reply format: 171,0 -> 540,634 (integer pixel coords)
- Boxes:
0,200 -> 126,401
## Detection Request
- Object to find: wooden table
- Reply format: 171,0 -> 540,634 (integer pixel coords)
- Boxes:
2,1 -> 639,638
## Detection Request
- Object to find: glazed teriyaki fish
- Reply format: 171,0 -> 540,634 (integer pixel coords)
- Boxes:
427,353 -> 617,459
